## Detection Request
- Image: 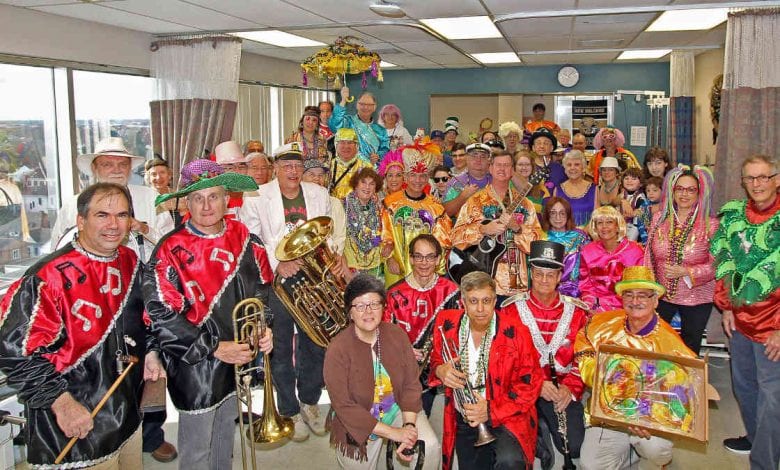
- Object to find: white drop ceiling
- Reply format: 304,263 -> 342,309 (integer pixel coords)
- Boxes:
1,0 -> 771,69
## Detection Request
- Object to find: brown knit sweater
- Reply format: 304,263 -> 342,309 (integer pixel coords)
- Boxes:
323,322 -> 422,460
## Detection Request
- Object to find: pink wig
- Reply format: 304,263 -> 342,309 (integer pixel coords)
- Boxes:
378,149 -> 404,177
379,104 -> 403,125
593,127 -> 626,149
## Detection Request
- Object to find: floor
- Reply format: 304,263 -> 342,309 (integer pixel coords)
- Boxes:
136,351 -> 750,470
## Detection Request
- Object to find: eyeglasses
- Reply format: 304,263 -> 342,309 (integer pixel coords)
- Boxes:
279,163 -> 304,172
622,292 -> 656,302
468,153 -> 491,160
357,102 -> 376,108
673,185 -> 698,195
432,176 -> 450,183
411,253 -> 439,262
741,174 -> 777,185
351,301 -> 383,312
548,210 -> 567,218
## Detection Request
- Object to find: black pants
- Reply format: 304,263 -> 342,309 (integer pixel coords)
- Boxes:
268,289 -> 325,417
455,413 -> 529,470
141,410 -> 167,452
536,398 -> 585,460
657,300 -> 712,355
421,387 -> 437,417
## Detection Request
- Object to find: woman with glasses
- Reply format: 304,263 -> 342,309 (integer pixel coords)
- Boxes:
324,274 -> 440,470
644,165 -> 719,355
579,206 -> 644,313
553,150 -> 597,227
344,168 -> 387,279
541,197 -> 590,298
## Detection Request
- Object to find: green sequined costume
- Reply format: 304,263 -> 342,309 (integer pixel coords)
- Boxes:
710,199 -> 780,306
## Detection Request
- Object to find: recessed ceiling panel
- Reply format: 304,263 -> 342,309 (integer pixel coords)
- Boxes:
452,38 -> 511,54
354,25 -> 433,42
510,36 -> 572,52
184,0 -> 329,27
574,13 -> 656,34
106,0 -> 259,30
629,31 -> 701,48
484,0 -> 576,15
500,17 -> 573,37
33,3 -> 197,33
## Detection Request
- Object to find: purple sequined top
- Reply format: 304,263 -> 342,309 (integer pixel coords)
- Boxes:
554,182 -> 597,227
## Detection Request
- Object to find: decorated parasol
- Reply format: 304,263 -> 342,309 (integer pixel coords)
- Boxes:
301,36 -> 383,100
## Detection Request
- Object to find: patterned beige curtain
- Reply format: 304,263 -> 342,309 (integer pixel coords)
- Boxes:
713,8 -> 780,208
149,35 -> 242,187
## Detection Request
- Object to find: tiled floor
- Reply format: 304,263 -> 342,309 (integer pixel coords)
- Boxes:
139,352 -> 750,470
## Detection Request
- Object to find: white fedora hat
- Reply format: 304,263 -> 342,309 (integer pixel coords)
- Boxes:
214,141 -> 247,165
76,137 -> 145,176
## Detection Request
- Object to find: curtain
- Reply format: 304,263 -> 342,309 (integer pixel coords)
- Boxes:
149,35 -> 242,187
713,8 -> 780,209
669,50 -> 695,166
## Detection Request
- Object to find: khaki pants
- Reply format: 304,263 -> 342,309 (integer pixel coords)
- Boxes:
336,410 -> 441,470
579,426 -> 672,470
87,427 -> 142,470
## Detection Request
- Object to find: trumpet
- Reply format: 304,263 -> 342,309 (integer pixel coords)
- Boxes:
438,326 -> 496,447
233,298 -> 294,470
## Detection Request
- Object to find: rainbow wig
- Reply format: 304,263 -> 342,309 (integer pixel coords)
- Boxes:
588,205 -> 627,241
658,164 -> 715,236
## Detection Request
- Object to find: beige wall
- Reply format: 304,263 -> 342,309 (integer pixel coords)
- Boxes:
430,94 -> 499,141
0,3 -> 307,85
694,48 -> 725,166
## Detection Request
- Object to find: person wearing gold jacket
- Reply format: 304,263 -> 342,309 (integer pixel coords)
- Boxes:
574,266 -> 694,470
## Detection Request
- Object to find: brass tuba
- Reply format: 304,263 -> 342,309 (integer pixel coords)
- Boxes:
233,298 -> 294,470
273,216 -> 349,348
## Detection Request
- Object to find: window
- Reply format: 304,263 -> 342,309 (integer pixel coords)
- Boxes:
73,70 -> 153,188
0,63 -> 59,289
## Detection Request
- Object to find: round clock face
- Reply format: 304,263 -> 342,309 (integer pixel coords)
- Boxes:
558,66 -> 579,88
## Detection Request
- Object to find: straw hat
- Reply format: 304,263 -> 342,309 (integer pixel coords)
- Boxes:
615,266 -> 666,297
214,141 -> 247,165
76,137 -> 145,176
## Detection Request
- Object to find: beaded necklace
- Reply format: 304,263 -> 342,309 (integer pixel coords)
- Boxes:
458,315 -> 496,394
345,192 -> 382,253
665,207 -> 697,298
373,328 -> 386,420
300,132 -> 321,161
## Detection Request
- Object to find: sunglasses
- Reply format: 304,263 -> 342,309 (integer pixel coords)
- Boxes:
432,176 -> 450,183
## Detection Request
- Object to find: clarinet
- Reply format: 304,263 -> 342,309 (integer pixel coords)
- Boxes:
549,353 -> 576,470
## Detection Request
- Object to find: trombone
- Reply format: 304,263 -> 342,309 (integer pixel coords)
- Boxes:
438,326 -> 496,447
233,298 -> 294,470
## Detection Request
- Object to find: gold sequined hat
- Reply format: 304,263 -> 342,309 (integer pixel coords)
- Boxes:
615,266 -> 666,297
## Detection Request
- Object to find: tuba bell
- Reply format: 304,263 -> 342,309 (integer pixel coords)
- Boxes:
233,298 -> 294,470
273,216 -> 349,348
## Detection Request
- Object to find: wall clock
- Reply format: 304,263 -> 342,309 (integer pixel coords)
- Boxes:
558,66 -> 580,88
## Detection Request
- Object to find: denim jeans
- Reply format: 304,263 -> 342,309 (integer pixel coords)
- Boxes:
141,410 -> 167,452
730,329 -> 780,470
268,289 -> 325,417
178,396 -> 237,470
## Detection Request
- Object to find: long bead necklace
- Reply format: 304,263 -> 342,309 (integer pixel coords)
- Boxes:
665,207 -> 697,298
346,192 -> 382,253
373,328 -> 385,420
458,316 -> 495,393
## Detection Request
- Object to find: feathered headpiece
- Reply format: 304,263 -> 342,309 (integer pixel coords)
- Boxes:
658,164 -> 715,234
401,137 -> 441,174
377,149 -> 404,177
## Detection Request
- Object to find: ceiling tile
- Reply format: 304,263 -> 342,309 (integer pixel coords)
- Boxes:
511,36 -> 572,52
354,25 -> 433,43
283,0 -> 396,23
430,54 -> 482,66
392,40 -> 459,56
566,51 -> 620,63
400,0 -> 486,19
628,31 -> 700,48
500,17 -> 573,37
484,0 -> 576,15
106,0 -> 260,30
577,0 -> 661,7
2,0 -> 92,5
685,25 -> 727,46
452,38 -> 512,54
33,3 -> 197,33
184,0 -> 329,27
295,27 -> 381,45
573,13 -> 656,34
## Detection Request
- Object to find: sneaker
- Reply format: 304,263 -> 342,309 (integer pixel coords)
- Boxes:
723,436 -> 751,454
290,413 -> 310,442
300,402 -> 328,436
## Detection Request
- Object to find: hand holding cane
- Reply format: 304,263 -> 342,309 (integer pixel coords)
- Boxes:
54,356 -> 138,465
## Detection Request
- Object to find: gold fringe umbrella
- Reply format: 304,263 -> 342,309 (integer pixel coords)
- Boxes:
301,36 -> 383,100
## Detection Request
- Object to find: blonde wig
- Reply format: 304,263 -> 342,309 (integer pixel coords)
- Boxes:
587,205 -> 627,241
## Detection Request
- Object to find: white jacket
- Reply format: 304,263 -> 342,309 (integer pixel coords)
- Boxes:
240,180 -> 332,271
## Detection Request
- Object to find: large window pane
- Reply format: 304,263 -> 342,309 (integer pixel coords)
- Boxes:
0,64 -> 59,289
73,71 -> 153,188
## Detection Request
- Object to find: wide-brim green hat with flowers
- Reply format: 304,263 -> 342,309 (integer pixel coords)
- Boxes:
155,159 -> 258,206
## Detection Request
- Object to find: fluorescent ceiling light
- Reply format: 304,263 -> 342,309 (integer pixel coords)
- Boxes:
420,16 -> 501,40
646,8 -> 728,31
471,52 -> 521,64
232,31 -> 325,48
617,49 -> 672,60
380,61 -> 397,68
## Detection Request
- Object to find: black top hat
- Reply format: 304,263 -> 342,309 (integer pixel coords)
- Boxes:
529,240 -> 565,269
529,127 -> 558,150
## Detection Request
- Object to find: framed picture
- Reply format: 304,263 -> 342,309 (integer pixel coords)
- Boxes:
590,344 -> 709,443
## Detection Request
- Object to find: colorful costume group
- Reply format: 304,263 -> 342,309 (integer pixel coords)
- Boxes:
329,104 -> 389,165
